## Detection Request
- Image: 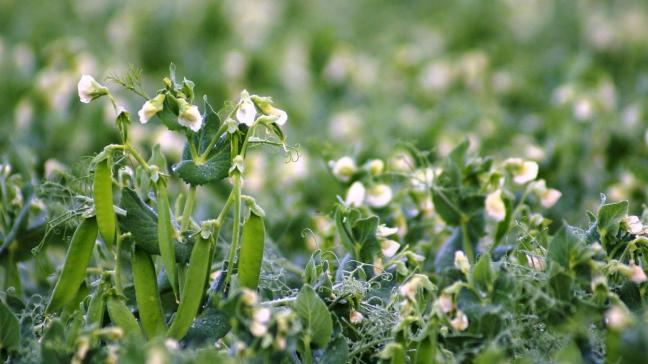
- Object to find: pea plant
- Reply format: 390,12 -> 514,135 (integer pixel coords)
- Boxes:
1,66 -> 648,364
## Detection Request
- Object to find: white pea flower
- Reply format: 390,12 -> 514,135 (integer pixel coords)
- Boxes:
454,250 -> 470,275
485,189 -> 506,222
380,239 -> 401,258
77,74 -> 108,103
330,156 -> 357,182
241,288 -> 258,306
345,181 -> 365,207
177,99 -> 203,132
605,306 -> 631,330
236,90 -> 257,126
505,158 -> 538,184
623,215 -> 643,235
515,161 -> 538,184
630,263 -> 647,284
526,254 -> 545,272
437,292 -> 454,313
250,307 -> 272,337
450,310 -> 469,331
250,321 -> 268,337
399,274 -> 433,301
349,310 -> 364,324
540,188 -> 562,208
164,339 -> 179,351
411,168 -> 435,192
364,159 -> 384,176
138,94 -> 165,124
366,184 -> 393,208
376,224 -> 399,238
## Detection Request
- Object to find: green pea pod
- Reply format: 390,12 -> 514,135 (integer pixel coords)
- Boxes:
45,217 -> 98,314
167,235 -> 211,340
94,158 -> 116,247
86,281 -> 106,327
156,180 -> 179,300
132,247 -> 166,338
106,293 -> 142,338
238,212 -> 265,289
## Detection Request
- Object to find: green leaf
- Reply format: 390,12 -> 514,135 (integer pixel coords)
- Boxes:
294,284 -> 333,348
547,226 -> 591,271
183,308 -> 231,348
157,93 -> 182,131
172,138 -> 230,185
472,253 -> 494,294
119,189 -> 192,263
0,300 -> 19,352
597,200 -> 628,247
319,334 -> 349,364
353,215 -> 379,262
41,319 -> 69,364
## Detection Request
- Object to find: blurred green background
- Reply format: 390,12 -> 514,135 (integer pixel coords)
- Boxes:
2,0 -> 648,252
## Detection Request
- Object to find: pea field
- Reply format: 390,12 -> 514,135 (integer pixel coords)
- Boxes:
2,1 -> 648,363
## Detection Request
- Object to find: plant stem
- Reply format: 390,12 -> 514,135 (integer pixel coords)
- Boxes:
125,143 -> 151,173
460,218 -> 473,262
303,336 -> 313,364
114,234 -> 124,295
223,171 -> 242,291
180,185 -> 196,233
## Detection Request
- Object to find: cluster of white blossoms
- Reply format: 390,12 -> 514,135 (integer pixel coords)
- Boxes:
485,159 -> 562,222
329,156 -> 394,209
79,74 -> 288,135
344,181 -> 393,208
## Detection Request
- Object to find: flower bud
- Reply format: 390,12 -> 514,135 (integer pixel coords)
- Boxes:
345,181 -> 365,207
138,94 -> 165,124
437,292 -> 454,313
330,156 -> 356,182
485,189 -> 506,222
630,263 -> 647,284
450,310 -> 469,331
539,188 -> 561,208
77,74 -> 108,103
605,306 -> 631,330
366,183 -> 393,208
526,254 -> 545,272
251,95 -> 288,126
236,90 -> 257,126
399,274 -> 434,301
364,159 -> 384,176
411,168 -> 435,191
241,288 -> 258,306
349,310 -> 364,324
454,250 -> 470,275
